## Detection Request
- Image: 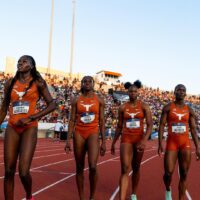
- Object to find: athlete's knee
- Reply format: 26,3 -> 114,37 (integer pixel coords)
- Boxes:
132,163 -> 141,173
76,163 -> 84,174
121,164 -> 130,174
179,169 -> 188,181
163,171 -> 173,181
89,165 -> 97,175
19,168 -> 30,180
4,168 -> 16,179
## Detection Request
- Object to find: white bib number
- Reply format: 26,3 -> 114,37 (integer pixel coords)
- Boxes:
126,119 -> 140,129
172,123 -> 186,134
80,113 -> 95,124
13,101 -> 30,114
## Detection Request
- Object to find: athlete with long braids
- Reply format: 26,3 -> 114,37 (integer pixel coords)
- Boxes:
0,55 -> 56,200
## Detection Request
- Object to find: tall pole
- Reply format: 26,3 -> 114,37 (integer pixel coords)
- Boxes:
69,0 -> 76,77
47,0 -> 54,74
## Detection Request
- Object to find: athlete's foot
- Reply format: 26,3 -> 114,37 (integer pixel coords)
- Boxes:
26,196 -> 34,200
130,194 -> 137,200
165,190 -> 172,200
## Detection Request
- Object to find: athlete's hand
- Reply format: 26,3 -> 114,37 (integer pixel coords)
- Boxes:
15,118 -> 31,126
111,143 -> 115,155
195,148 -> 200,161
136,139 -> 146,152
158,143 -> 164,157
65,140 -> 72,154
100,142 -> 106,156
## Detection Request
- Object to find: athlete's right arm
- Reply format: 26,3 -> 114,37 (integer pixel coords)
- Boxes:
0,79 -> 12,124
158,103 -> 169,156
111,104 -> 124,155
65,96 -> 77,153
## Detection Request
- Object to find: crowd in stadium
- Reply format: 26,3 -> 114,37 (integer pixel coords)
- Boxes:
0,72 -> 200,133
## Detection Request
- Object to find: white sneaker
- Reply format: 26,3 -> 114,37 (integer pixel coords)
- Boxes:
131,194 -> 137,200
165,190 -> 172,200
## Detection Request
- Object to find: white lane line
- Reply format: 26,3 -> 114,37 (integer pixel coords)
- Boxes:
0,153 -> 69,166
35,148 -> 64,153
31,170 -> 74,175
0,148 -> 65,159
21,156 -> 120,200
109,154 -> 158,200
0,158 -> 74,179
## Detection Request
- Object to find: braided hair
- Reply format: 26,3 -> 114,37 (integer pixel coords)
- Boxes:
5,55 -> 43,107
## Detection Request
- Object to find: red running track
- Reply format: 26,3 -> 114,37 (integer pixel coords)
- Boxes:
0,138 -> 199,200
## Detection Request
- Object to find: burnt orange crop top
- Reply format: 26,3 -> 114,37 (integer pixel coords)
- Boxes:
122,100 -> 144,135
167,102 -> 189,136
8,80 -> 39,126
75,94 -> 99,133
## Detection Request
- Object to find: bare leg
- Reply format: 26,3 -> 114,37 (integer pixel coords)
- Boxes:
163,151 -> 178,191
87,134 -> 99,200
131,145 -> 144,194
18,127 -> 37,199
73,132 -> 87,200
119,143 -> 133,200
4,126 -> 20,200
178,150 -> 191,200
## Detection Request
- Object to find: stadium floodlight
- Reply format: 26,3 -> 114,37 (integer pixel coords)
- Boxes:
47,0 -> 54,74
69,0 -> 76,78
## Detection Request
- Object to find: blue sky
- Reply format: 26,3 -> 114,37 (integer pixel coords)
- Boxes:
0,0 -> 200,95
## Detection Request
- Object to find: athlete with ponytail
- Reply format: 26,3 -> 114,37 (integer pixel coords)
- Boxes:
65,76 -> 106,200
0,55 -> 56,200
111,80 -> 152,200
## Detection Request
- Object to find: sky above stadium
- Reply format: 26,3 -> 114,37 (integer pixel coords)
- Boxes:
0,0 -> 200,95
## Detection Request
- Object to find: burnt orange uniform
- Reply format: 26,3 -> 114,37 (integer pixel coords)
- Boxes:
8,80 -> 39,133
166,102 -> 191,151
121,101 -> 144,144
75,94 -> 99,139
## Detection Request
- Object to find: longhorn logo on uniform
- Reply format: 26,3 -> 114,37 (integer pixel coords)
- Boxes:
80,104 -> 94,112
172,112 -> 187,120
126,112 -> 140,118
13,89 -> 26,100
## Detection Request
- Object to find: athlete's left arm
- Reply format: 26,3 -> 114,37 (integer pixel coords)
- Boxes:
29,79 -> 56,121
98,94 -> 106,156
142,102 -> 153,141
189,107 -> 200,160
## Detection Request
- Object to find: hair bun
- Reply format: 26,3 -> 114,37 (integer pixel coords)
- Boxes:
124,82 -> 132,89
133,80 -> 142,89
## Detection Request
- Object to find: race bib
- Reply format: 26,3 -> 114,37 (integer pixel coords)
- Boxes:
126,119 -> 140,129
12,101 -> 30,114
172,123 -> 186,134
80,112 -> 95,124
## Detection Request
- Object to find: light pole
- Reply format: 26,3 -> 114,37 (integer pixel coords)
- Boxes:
69,0 -> 76,78
47,0 -> 54,74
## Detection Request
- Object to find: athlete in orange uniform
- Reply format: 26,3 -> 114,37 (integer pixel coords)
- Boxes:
0,55 -> 56,200
111,80 -> 152,200
158,84 -> 200,200
65,76 -> 106,200
8,79 -> 39,133
75,93 -> 100,139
